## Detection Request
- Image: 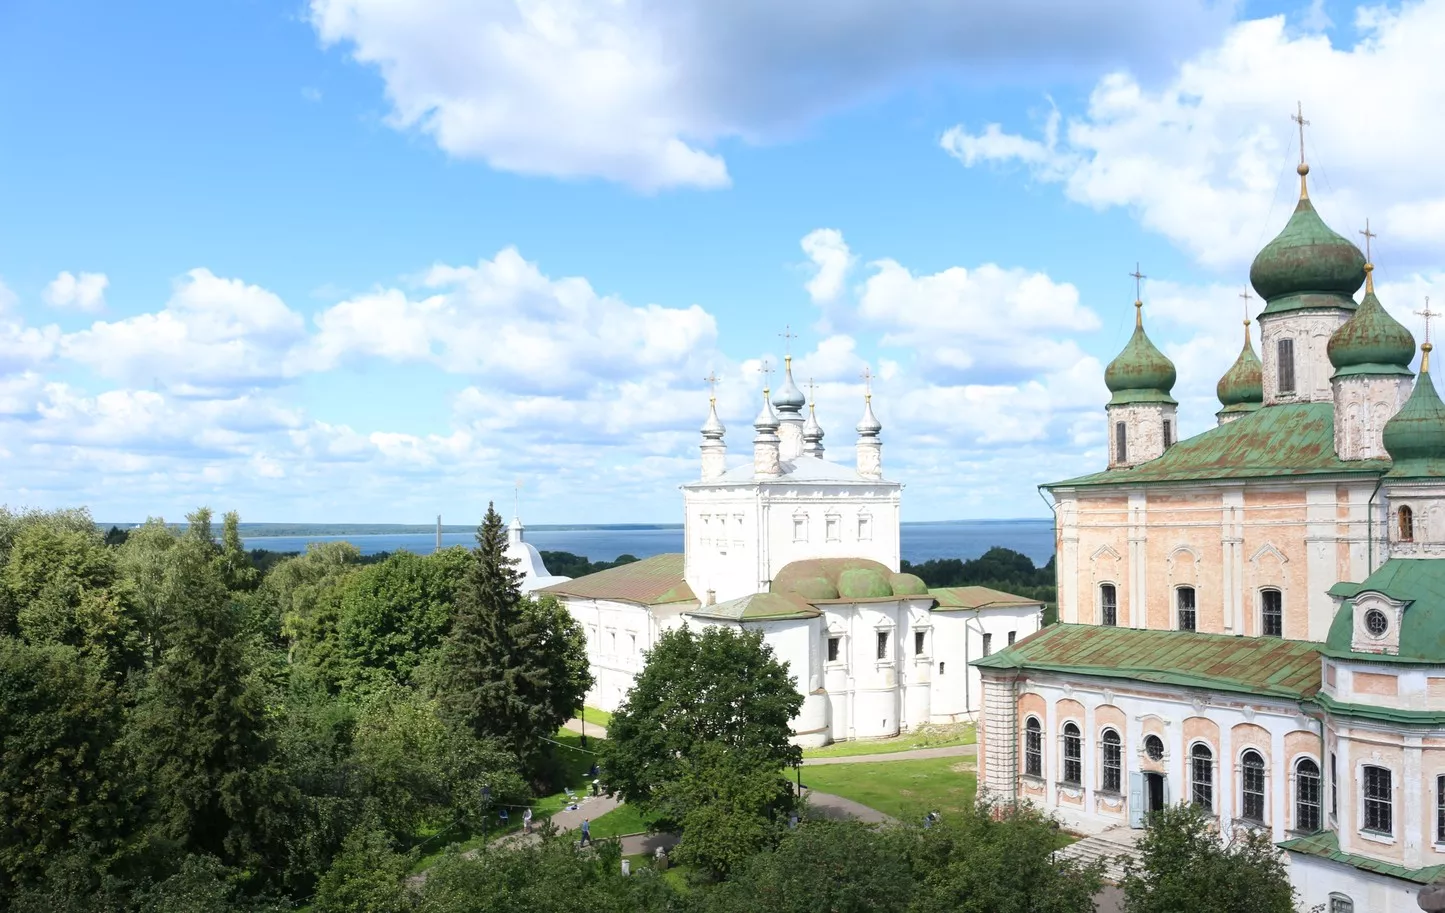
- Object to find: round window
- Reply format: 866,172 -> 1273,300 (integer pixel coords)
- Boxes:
1144,735 -> 1164,761
1364,608 -> 1389,637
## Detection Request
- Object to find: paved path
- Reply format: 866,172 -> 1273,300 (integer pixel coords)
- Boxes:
562,717 -> 609,740
497,792 -> 619,848
802,744 -> 976,766
804,790 -> 896,824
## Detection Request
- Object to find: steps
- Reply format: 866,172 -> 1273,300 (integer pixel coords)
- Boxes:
1057,828 -> 1142,885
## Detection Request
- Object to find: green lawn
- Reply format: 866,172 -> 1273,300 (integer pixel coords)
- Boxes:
800,756 -> 977,821
586,802 -> 651,838
579,705 -> 613,729
802,722 -> 975,759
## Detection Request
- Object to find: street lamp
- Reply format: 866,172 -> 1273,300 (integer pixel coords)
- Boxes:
580,706 -> 587,749
481,784 -> 492,845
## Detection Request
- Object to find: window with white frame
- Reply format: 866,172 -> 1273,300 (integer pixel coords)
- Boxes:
1278,337 -> 1296,394
857,512 -> 872,541
1024,718 -> 1042,777
1101,729 -> 1122,793
1436,776 -> 1445,843
1261,589 -> 1283,637
1191,744 -> 1213,811
1241,750 -> 1266,823
792,512 -> 808,542
1100,583 -> 1118,626
914,630 -> 926,656
1363,765 -> 1392,835
875,630 -> 890,661
699,514 -> 711,548
1007,630 -> 1016,646
825,514 -> 841,542
826,636 -> 841,663
1061,723 -> 1083,786
1177,586 -> 1197,631
1331,752 -> 1338,819
1296,759 -> 1321,833
629,633 -> 638,655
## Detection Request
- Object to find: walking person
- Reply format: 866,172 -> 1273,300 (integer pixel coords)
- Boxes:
523,807 -> 533,835
579,818 -> 592,847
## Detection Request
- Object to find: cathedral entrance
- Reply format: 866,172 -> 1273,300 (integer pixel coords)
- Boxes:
1144,773 -> 1165,815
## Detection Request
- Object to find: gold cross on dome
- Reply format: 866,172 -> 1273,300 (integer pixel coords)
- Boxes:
805,376 -> 817,400
703,371 -> 720,402
758,359 -> 774,391
1292,101 -> 1310,165
1239,288 -> 1253,323
1129,263 -> 1147,302
1418,299 -> 1440,346
779,325 -> 798,357
1360,219 -> 1377,262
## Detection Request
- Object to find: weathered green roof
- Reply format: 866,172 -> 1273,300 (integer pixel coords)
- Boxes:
1383,367 -> 1445,478
1216,326 -> 1264,410
930,586 -> 1046,612
1328,275 -> 1415,377
1250,186 -> 1365,316
771,558 -> 928,603
1104,311 -> 1177,406
538,553 -> 695,606
1049,402 -> 1388,489
1280,830 -> 1445,885
972,624 -> 1323,699
1325,559 -> 1445,663
688,591 -> 817,622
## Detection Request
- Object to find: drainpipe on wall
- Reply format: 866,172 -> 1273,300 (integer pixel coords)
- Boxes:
1367,475 -> 1385,573
1038,487 -> 1059,624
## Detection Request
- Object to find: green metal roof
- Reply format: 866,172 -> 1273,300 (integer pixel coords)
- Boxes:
770,558 -> 928,602
1328,281 -> 1415,376
538,553 -> 696,606
1280,830 -> 1445,885
1383,367 -> 1445,478
930,586 -> 1046,612
688,591 -> 818,622
1216,328 -> 1263,410
1104,313 -> 1177,406
972,624 -> 1323,699
1249,188 -> 1365,316
1325,559 -> 1445,663
1049,402 -> 1389,489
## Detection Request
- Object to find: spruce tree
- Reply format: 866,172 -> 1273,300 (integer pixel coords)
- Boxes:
435,504 -> 587,766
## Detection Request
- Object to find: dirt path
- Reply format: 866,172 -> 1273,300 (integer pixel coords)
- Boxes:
802,744 -> 977,766
562,717 -> 609,740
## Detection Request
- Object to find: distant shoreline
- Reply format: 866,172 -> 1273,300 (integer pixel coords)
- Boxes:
98,518 -> 1054,538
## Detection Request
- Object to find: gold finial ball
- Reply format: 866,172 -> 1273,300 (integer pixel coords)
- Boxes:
1425,343 -> 1434,354
1297,162 -> 1310,176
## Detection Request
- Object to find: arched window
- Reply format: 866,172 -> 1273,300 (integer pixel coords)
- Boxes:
1241,750 -> 1266,822
1261,589 -> 1283,638
1277,338 -> 1296,394
1023,718 -> 1042,778
1400,505 -> 1415,542
1115,422 -> 1128,463
1328,895 -> 1353,913
1190,743 -> 1213,811
1296,759 -> 1321,833
1100,583 -> 1118,627
1062,722 -> 1082,786
1101,729 -> 1122,793
1177,586 -> 1197,631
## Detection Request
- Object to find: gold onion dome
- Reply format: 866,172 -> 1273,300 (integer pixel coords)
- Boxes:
1327,264 -> 1415,376
1104,301 -> 1177,405
1383,345 -> 1445,478
1248,162 -> 1366,313
1217,322 -> 1264,412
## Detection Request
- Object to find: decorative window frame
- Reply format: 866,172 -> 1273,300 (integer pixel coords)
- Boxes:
824,627 -> 848,669
825,512 -> 842,543
1057,720 -> 1084,790
1099,727 -> 1123,795
792,509 -> 809,543
856,509 -> 873,542
1351,592 -> 1407,655
1237,747 -> 1269,826
911,624 -> 932,660
1358,761 -> 1396,843
1021,715 -> 1044,781
1098,581 -> 1119,627
873,622 -> 895,664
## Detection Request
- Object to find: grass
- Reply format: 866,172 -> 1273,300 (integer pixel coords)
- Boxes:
802,722 -> 975,759
579,705 -> 613,729
800,755 -> 977,821
587,803 -> 651,839
624,853 -> 695,891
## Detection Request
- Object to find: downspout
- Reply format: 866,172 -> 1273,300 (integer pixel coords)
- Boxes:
1367,475 -> 1384,573
1039,486 -> 1059,624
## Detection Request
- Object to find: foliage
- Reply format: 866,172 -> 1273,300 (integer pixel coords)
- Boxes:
901,546 -> 1056,603
258,540 -> 361,664
537,550 -> 639,579
601,625 -> 802,812
435,505 -> 592,767
312,826 -> 413,913
906,799 -> 1102,913
0,641 -> 124,900
217,511 -> 260,593
1120,802 -> 1296,913
657,742 -> 794,879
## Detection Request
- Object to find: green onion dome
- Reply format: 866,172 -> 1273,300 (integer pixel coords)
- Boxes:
1105,302 -> 1177,406
1249,165 -> 1366,313
1328,265 -> 1415,376
1383,347 -> 1445,478
1217,322 -> 1264,412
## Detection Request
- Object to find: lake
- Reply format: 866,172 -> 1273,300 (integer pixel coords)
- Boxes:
240,518 -> 1056,567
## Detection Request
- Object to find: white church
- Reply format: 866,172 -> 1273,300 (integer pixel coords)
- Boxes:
534,357 -> 1043,747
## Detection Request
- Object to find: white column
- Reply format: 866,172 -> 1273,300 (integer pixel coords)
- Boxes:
1406,735 -> 1424,868
1271,721 -> 1287,841
1218,717 -> 1233,830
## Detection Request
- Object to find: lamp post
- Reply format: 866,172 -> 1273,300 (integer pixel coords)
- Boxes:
580,706 -> 587,749
481,784 -> 492,846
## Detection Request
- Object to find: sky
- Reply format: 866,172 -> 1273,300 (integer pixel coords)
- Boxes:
2,0 -> 1444,524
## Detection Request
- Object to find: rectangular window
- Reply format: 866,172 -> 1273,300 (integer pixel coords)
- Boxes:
1278,338 -> 1296,394
1329,896 -> 1353,913
629,633 -> 637,654
857,515 -> 872,541
1363,765 -> 1392,834
1242,758 -> 1266,823
1177,587 -> 1197,631
914,631 -> 925,656
793,516 -> 806,542
1115,421 -> 1128,463
1262,589 -> 1283,637
876,631 -> 889,661
826,516 -> 840,541
1437,776 -> 1445,844
1007,631 -> 1016,646
827,637 -> 840,663
1100,583 -> 1118,626
938,662 -> 945,674
982,633 -> 993,657
1331,753 -> 1338,818
1192,749 -> 1214,811
1297,763 -> 1321,832
1163,419 -> 1173,449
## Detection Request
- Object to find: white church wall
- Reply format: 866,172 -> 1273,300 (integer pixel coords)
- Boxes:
759,487 -> 902,579
1290,853 -> 1420,913
683,487 -> 762,603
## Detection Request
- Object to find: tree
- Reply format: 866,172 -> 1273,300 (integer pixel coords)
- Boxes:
600,624 -> 802,811
521,594 -> 592,736
658,742 -> 795,880
1119,802 -> 1296,913
217,511 -> 259,593
0,641 -> 125,900
123,536 -> 291,873
311,825 -> 412,913
257,540 -> 361,664
906,799 -> 1102,913
703,819 -> 913,913
435,504 -> 591,766
115,518 -> 179,662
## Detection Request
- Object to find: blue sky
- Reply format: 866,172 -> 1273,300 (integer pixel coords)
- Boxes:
2,0 -> 1443,524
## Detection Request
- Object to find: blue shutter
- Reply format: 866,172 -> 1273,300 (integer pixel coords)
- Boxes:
1129,773 -> 1145,828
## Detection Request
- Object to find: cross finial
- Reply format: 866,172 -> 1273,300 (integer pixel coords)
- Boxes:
1359,219 -> 1377,262
704,370 -> 720,402
860,365 -> 873,400
805,377 -> 818,414
779,325 -> 798,358
1292,101 -> 1310,166
1239,288 -> 1253,326
513,477 -> 522,521
1129,263 -> 1146,303
1418,298 -> 1440,346
758,359 -> 774,392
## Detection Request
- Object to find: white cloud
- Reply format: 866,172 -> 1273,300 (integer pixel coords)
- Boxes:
801,229 -> 853,304
942,1 -> 1445,271
43,271 -> 109,312
0,279 -> 16,313
60,268 -> 308,394
310,0 -> 1231,190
